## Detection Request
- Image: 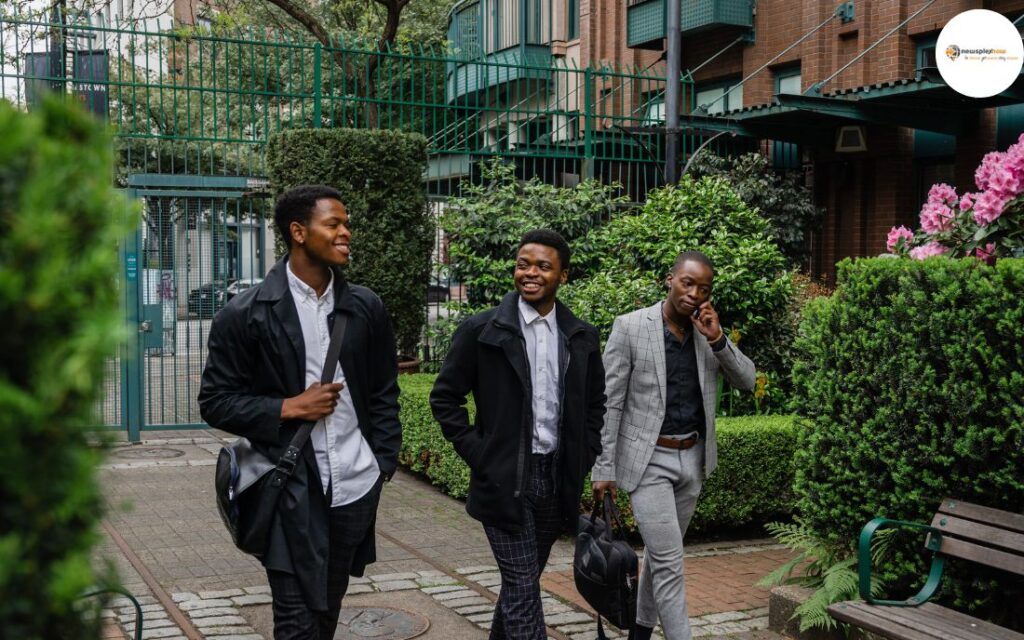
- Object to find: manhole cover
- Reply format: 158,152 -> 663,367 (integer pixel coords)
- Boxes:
335,607 -> 430,640
113,447 -> 186,460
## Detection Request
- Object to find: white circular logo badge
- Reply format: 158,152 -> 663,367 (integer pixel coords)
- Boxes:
936,9 -> 1023,98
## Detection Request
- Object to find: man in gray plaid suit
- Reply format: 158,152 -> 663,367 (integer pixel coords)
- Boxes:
591,251 -> 755,640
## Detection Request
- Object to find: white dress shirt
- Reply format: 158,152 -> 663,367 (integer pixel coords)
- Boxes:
518,296 -> 561,454
286,263 -> 380,507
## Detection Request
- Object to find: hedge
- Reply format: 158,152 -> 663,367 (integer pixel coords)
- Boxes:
266,128 -> 433,359
792,257 -> 1024,626
0,98 -> 136,637
398,374 -> 798,535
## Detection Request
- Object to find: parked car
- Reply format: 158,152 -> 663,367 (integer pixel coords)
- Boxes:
226,278 -> 263,300
188,280 -> 231,318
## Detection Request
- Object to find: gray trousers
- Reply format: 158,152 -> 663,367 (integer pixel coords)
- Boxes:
628,441 -> 704,640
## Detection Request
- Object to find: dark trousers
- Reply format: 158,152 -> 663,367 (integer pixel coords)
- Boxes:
267,478 -> 382,640
483,453 -> 562,640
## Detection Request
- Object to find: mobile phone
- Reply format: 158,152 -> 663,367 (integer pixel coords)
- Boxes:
691,307 -> 701,320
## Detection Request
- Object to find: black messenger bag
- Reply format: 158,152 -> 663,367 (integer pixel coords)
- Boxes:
574,493 -> 639,637
214,313 -> 347,557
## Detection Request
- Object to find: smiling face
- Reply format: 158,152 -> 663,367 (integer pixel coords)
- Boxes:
665,259 -> 714,318
514,242 -> 567,315
290,198 -> 351,267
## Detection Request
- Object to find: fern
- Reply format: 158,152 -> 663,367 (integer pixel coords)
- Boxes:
759,521 -> 894,634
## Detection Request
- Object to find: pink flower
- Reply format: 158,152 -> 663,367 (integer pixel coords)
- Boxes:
959,192 -> 976,212
975,152 -> 1006,191
909,241 -> 950,260
975,242 -> 997,264
973,190 -> 1011,226
919,202 -> 954,233
886,226 -> 914,253
988,166 -> 1022,199
927,183 -> 958,206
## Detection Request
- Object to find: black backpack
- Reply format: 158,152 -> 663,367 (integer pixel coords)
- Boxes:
574,493 -> 638,637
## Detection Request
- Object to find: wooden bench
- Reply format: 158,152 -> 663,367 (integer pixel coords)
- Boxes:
828,498 -> 1024,640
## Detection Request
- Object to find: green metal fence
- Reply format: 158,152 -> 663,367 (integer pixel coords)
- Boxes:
0,10 -> 736,436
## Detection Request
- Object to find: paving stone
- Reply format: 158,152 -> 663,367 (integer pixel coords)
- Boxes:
178,598 -> 235,611
423,585 -> 466,595
119,604 -> 165,616
454,604 -> 494,615
198,589 -> 245,599
456,565 -> 496,575
193,616 -> 248,628
232,594 -> 273,606
747,607 -> 769,617
242,585 -> 272,595
140,627 -> 186,639
748,616 -> 770,629
690,617 -> 709,627
544,612 -> 593,626
188,608 -> 242,619
110,596 -> 157,608
417,570 -> 447,578
468,571 -> 502,583
370,572 -> 420,582
691,627 -> 712,638
124,618 -> 176,631
551,623 -> 597,634
702,622 -> 750,634
702,611 -> 748,624
440,596 -> 492,608
376,580 -> 418,592
432,588 -> 474,601
568,631 -> 621,640
171,593 -> 197,603
477,622 -> 492,630
488,586 -> 501,594
541,601 -> 572,615
200,636 -> 262,640
346,584 -> 373,595
201,626 -> 256,636
475,576 -> 502,587
349,577 -> 371,585
416,576 -> 460,587
467,613 -> 494,623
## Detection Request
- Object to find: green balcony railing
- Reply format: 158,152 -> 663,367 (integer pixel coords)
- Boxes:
627,0 -> 753,49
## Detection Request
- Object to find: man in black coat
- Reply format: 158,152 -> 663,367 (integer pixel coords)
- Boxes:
430,229 -> 606,640
199,185 -> 401,640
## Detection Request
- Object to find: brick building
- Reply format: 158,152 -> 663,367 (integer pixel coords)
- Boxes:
447,0 -> 1024,279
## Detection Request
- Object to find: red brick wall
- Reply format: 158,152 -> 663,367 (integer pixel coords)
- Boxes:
584,0 -> 1014,276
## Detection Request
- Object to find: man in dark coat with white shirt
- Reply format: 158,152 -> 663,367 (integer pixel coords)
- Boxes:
199,185 -> 401,640
430,229 -> 606,640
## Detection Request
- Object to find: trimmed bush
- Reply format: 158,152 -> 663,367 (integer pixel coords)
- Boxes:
398,374 -> 797,534
561,176 -> 795,414
267,128 -> 433,358
0,99 -> 136,637
792,257 -> 1024,626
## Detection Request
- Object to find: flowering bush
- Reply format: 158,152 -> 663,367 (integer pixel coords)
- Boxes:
888,134 -> 1024,261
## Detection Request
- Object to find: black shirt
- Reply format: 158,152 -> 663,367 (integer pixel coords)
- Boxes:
660,323 -> 706,437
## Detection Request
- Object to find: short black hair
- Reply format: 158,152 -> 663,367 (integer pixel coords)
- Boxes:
672,250 -> 714,276
274,185 -> 344,248
518,229 -> 571,271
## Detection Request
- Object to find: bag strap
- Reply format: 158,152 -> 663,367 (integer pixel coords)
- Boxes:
602,493 -> 630,541
269,311 -> 348,487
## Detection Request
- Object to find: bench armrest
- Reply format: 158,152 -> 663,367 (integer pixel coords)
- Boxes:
858,517 -> 945,607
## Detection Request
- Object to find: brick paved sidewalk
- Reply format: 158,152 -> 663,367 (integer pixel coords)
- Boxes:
95,431 -> 793,639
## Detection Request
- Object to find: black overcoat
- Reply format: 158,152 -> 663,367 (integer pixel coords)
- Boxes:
429,292 -> 606,533
198,257 -> 401,611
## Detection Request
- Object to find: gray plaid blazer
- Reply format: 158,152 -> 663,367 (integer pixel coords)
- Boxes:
591,301 -> 756,491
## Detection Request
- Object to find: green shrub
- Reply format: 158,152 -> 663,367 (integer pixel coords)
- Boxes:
688,151 -> 824,269
441,158 -> 629,309
398,374 -> 797,534
561,176 -> 795,413
267,128 -> 433,358
0,98 -> 136,638
792,257 -> 1024,627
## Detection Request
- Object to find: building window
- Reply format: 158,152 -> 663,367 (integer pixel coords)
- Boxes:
915,36 -> 938,74
566,0 -> 578,40
774,65 -> 801,96
695,79 -> 743,115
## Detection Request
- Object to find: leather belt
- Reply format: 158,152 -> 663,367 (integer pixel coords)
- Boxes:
656,435 -> 699,450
